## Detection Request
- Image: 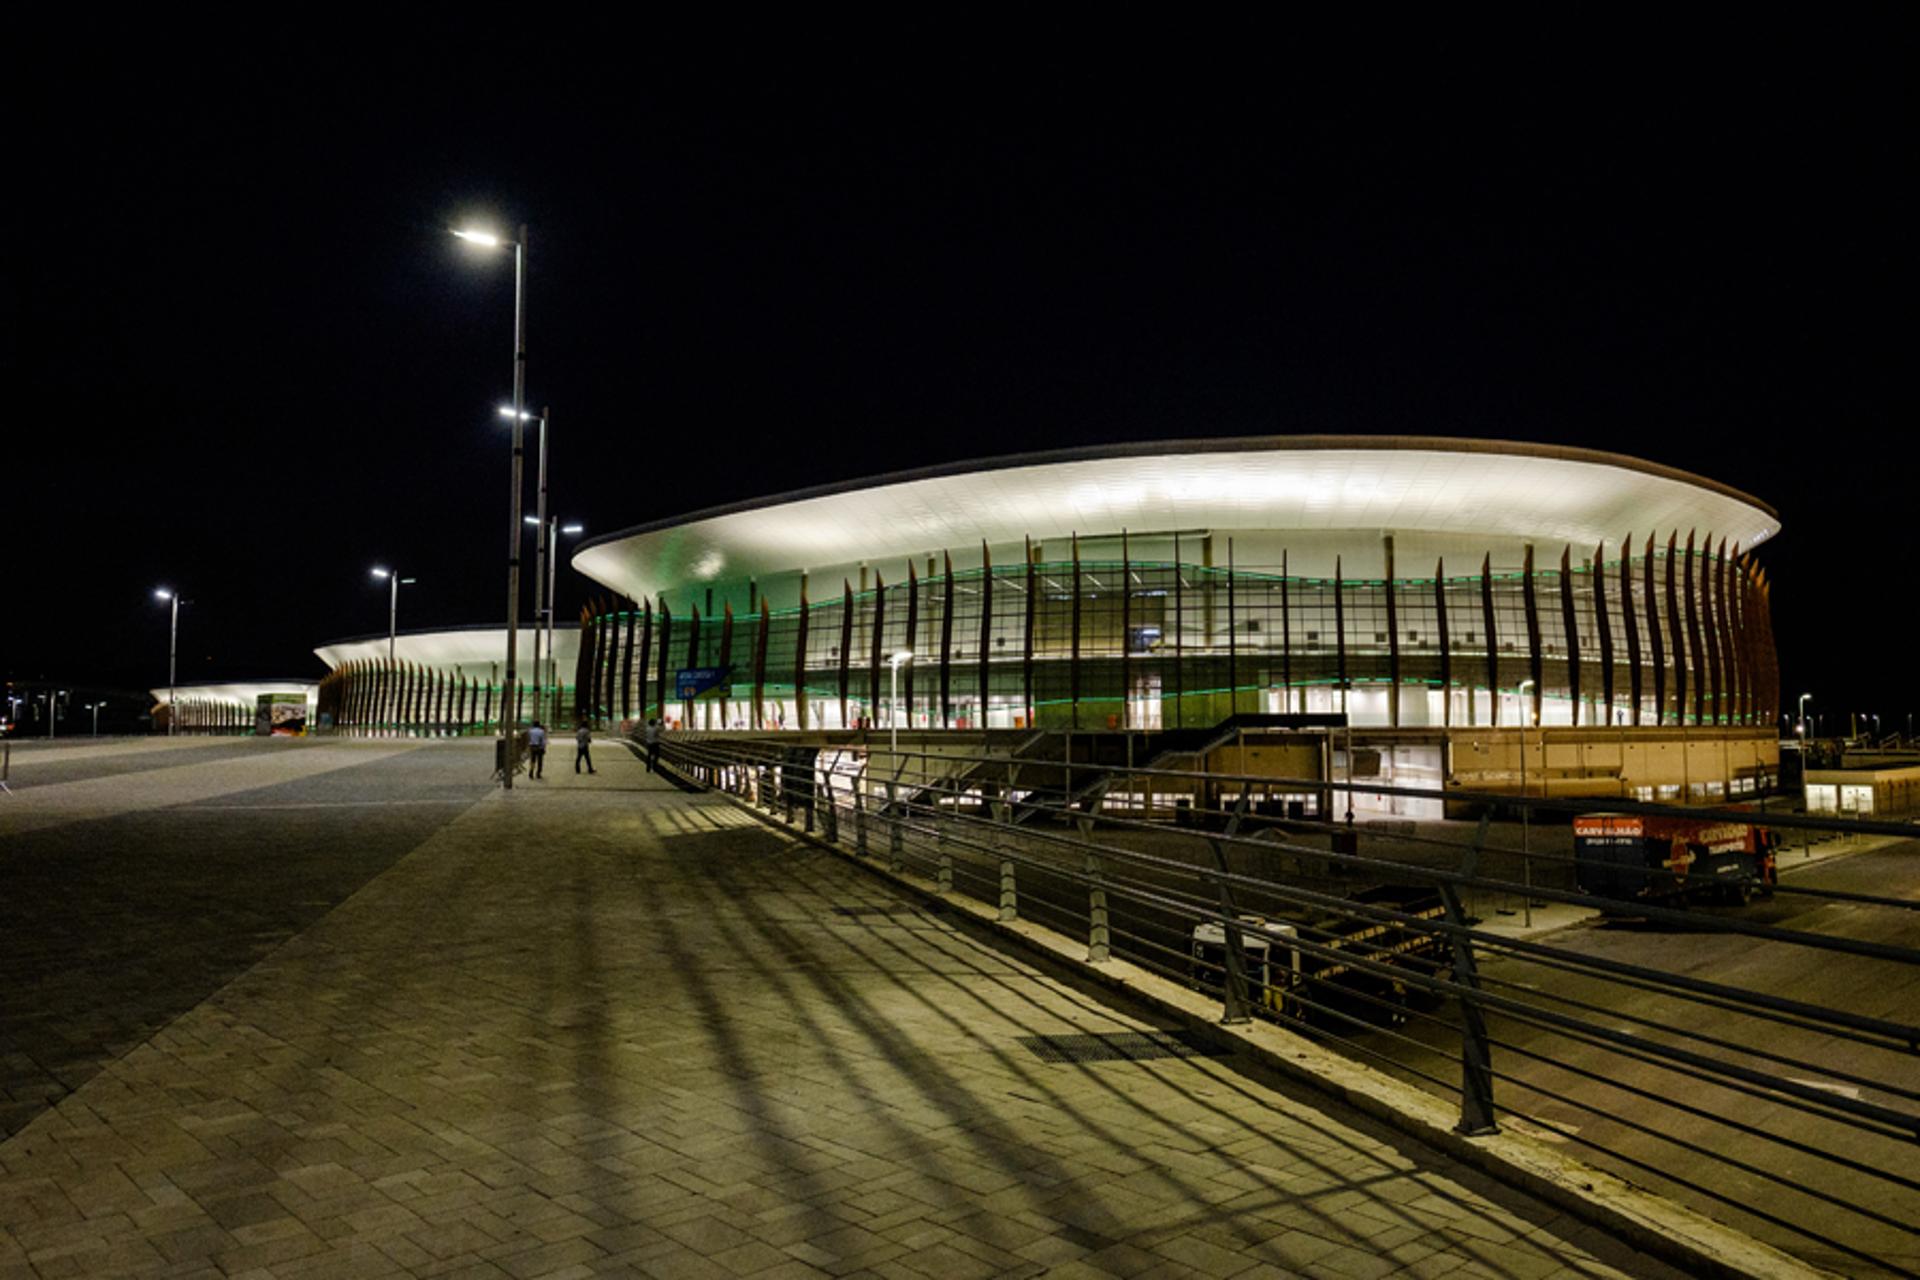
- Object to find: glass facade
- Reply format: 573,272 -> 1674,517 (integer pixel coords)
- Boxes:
575,535 -> 1778,734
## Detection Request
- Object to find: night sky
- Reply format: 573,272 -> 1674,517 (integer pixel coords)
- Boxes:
8,33 -> 1912,733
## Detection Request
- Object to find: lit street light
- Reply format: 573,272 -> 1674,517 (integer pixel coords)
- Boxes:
503,405 -> 555,724
85,701 -> 104,736
455,222 -> 529,788
1798,692 -> 1812,739
154,588 -> 185,737
370,566 -> 417,665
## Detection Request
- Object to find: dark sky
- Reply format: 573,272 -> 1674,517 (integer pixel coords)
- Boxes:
7,31 -> 1912,732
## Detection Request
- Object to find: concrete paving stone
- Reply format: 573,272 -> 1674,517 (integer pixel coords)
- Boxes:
0,743 -> 1695,1280
618,1241 -> 735,1279
708,1237 -> 799,1274
660,1211 -> 757,1255
415,1259 -> 513,1279
495,1235 -> 609,1279
1299,1240 -> 1406,1279
412,1216 -> 514,1258
740,1261 -> 836,1280
1151,1229 -> 1262,1275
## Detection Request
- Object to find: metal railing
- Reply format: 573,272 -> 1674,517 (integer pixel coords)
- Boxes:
641,731 -> 1920,1278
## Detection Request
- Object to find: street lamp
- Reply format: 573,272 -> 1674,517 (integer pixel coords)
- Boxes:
455,222 -> 529,788
1798,692 -> 1812,740
85,701 -> 104,736
370,567 -> 417,665
502,405 -> 554,717
888,651 -> 914,754
540,519 -> 586,724
155,588 -> 184,737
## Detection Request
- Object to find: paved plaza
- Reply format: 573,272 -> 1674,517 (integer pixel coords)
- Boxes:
0,738 -> 1687,1278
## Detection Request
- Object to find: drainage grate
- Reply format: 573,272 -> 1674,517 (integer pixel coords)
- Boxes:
1017,1030 -> 1225,1064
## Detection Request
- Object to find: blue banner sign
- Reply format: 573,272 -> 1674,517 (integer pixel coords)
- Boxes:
675,667 -> 731,699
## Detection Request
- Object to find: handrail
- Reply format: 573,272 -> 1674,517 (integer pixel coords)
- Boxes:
633,730 -> 1920,1276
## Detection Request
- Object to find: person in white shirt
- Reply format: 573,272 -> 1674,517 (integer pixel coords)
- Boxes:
526,721 -> 548,779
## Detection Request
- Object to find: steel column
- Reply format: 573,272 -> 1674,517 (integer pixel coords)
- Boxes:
1559,545 -> 1581,726
939,552 -> 955,728
1435,557 -> 1451,726
752,600 -> 769,730
1226,538 -> 1239,717
1334,556 -> 1348,717
833,581 -> 852,728
1665,532 -> 1687,725
1522,544 -> 1543,726
1683,531 -> 1705,725
977,543 -> 993,729
1069,534 -> 1082,730
1646,534 -> 1666,724
1384,535 -> 1400,727
1621,534 -> 1642,726
1480,554 -> 1499,727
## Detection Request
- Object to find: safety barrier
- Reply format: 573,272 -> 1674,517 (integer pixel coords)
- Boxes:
645,731 -> 1920,1277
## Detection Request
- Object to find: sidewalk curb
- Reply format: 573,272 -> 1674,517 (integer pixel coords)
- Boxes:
685,769 -> 1839,1280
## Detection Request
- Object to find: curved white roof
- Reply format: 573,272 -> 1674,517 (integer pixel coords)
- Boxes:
150,680 -> 316,706
315,625 -> 581,675
573,437 -> 1779,601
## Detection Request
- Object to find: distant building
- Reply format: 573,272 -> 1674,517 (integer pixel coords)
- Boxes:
311,624 -> 580,735
1805,763 -> 1920,818
149,681 -> 318,735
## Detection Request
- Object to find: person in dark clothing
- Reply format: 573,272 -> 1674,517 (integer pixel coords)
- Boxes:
644,717 -> 662,773
527,721 -> 547,779
574,723 -> 596,774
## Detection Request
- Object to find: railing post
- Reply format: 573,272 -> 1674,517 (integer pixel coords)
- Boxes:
1441,879 -> 1497,1135
994,786 -> 1017,921
936,817 -> 953,894
1078,814 -> 1110,962
885,780 -> 904,871
853,770 -> 869,856
1208,795 -> 1253,1025
819,766 -> 839,843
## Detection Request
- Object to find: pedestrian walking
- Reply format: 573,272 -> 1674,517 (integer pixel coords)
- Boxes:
575,723 -> 596,774
644,717 -> 662,773
526,721 -> 547,779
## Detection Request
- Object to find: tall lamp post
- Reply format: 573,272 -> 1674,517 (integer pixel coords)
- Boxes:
1798,691 -> 1812,740
503,405 -> 551,720
455,223 -> 529,789
370,567 -> 417,665
86,701 -> 103,737
544,519 -> 586,724
154,588 -> 184,736
888,651 -> 914,755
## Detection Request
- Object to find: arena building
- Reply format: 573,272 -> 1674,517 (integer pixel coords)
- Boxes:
150,681 -> 318,735
566,437 -> 1784,807
311,624 -> 580,735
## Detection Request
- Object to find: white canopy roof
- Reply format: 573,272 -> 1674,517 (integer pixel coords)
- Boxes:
573,437 -> 1779,601
314,625 -> 581,675
150,680 -> 316,706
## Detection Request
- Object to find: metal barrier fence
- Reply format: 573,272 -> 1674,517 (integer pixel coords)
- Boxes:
643,732 -> 1920,1278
